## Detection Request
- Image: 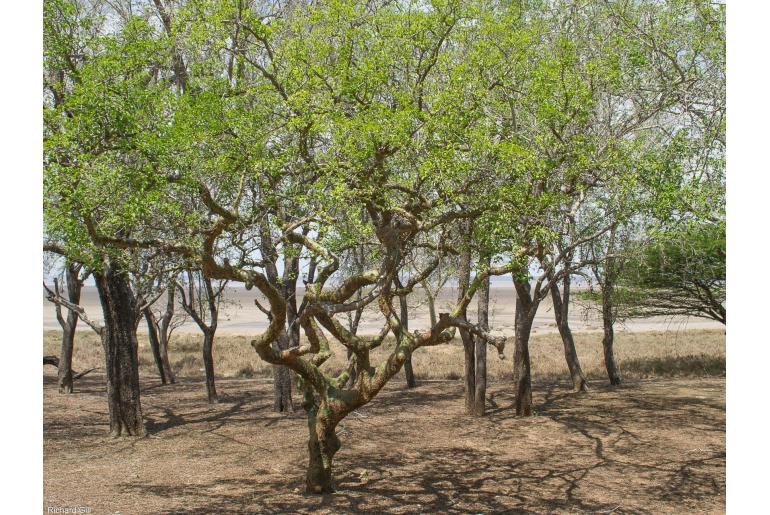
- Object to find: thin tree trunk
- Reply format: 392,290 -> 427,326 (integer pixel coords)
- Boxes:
58,327 -> 75,393
424,285 -> 438,327
158,284 -> 177,384
602,275 -> 621,386
261,219 -> 295,413
601,226 -> 621,385
457,234 -> 475,414
202,329 -> 218,403
94,263 -> 145,437
396,280 -> 415,388
273,332 -> 294,412
550,277 -> 588,392
144,309 -> 168,384
157,325 -> 175,384
474,258 -> 490,416
178,272 -> 222,402
57,264 -> 81,393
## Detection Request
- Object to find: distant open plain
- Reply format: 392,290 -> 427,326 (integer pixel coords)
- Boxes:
43,284 -> 723,336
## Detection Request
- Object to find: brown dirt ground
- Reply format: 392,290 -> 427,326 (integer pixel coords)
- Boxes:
44,372 -> 725,514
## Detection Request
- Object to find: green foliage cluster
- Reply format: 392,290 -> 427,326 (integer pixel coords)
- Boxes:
615,222 -> 726,323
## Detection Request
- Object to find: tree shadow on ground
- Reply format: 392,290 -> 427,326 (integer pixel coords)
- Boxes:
108,379 -> 723,514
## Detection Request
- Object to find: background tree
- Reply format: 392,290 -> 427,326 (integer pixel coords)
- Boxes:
615,222 -> 725,324
45,259 -> 88,393
43,0 -> 184,436
177,270 -> 229,403
44,257 -> 145,437
143,278 -> 186,385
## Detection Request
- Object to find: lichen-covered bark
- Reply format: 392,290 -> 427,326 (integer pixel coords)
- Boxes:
305,397 -> 341,493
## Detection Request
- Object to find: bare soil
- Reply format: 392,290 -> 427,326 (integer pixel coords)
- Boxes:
44,372 -> 724,514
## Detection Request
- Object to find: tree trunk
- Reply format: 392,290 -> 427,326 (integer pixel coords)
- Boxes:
272,333 -> 294,412
550,278 -> 588,393
457,227 -> 475,414
157,324 -> 176,384
57,314 -> 77,393
305,403 -> 340,494
425,288 -> 437,327
144,309 -> 168,384
513,295 -> 533,417
202,330 -> 218,403
56,264 -> 82,393
398,288 -> 416,388
601,226 -> 621,386
602,277 -> 621,386
461,331 -> 475,413
474,262 -> 490,417
94,264 -> 145,437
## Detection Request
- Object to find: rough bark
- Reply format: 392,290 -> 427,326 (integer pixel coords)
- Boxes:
94,263 -> 145,437
305,413 -> 340,494
511,273 -> 539,417
474,258 -> 490,416
513,294 -> 533,416
550,275 -> 588,392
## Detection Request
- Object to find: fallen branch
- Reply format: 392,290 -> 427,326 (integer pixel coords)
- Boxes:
43,355 -> 98,380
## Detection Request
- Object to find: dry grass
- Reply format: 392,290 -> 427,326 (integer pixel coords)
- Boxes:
44,328 -> 725,383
